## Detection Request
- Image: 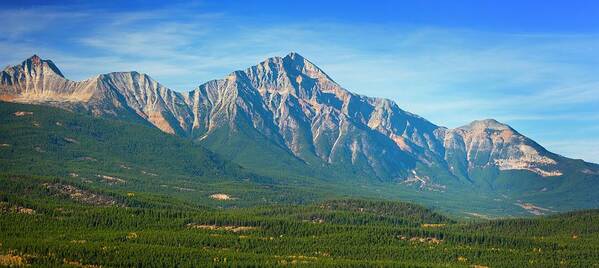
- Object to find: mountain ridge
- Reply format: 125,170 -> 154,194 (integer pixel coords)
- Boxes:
1,54 -> 598,201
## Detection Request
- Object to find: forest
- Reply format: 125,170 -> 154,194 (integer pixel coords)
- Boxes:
1,175 -> 599,267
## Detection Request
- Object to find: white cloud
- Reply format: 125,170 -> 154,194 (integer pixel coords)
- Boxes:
1,5 -> 598,163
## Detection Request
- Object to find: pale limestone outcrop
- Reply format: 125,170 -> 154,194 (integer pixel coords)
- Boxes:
443,119 -> 562,177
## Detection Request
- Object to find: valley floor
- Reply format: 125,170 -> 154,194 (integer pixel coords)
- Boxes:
1,176 -> 598,267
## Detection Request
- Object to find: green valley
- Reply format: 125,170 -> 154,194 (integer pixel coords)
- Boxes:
1,174 -> 598,267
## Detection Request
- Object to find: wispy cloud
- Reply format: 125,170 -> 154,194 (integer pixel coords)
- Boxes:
0,7 -> 89,40
0,4 -> 598,162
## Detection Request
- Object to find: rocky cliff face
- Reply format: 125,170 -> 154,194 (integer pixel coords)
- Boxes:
182,53 -> 445,179
0,56 -> 193,135
443,119 -> 563,179
1,54 -> 591,185
0,55 -> 98,103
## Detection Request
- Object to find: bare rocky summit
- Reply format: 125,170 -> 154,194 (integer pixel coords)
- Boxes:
443,119 -> 563,178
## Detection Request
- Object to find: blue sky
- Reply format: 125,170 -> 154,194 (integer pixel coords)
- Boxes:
1,0 -> 598,163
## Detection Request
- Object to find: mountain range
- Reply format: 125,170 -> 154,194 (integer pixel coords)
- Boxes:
1,53 -> 598,216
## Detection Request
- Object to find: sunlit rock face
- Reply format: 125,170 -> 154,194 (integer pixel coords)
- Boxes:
182,53 -> 447,179
1,56 -> 194,135
443,119 -> 562,178
96,71 -> 193,135
0,53 -> 575,182
0,55 -> 97,103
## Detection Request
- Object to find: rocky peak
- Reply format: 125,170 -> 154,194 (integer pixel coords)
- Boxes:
286,51 -> 303,60
460,119 -> 511,131
20,54 -> 65,78
1,55 -> 83,103
243,53 -> 338,99
282,52 -> 332,82
30,54 -> 42,65
444,118 -> 562,178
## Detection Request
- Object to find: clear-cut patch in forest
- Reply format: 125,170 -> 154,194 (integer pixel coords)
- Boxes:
0,202 -> 35,214
186,224 -> 258,232
13,111 -> 33,116
210,193 -> 234,200
96,174 -> 126,184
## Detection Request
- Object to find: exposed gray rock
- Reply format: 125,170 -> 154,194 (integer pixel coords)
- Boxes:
444,119 -> 562,177
0,54 -> 578,182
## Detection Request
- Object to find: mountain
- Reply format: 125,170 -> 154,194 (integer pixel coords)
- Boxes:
1,53 -> 598,215
444,119 -> 562,178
